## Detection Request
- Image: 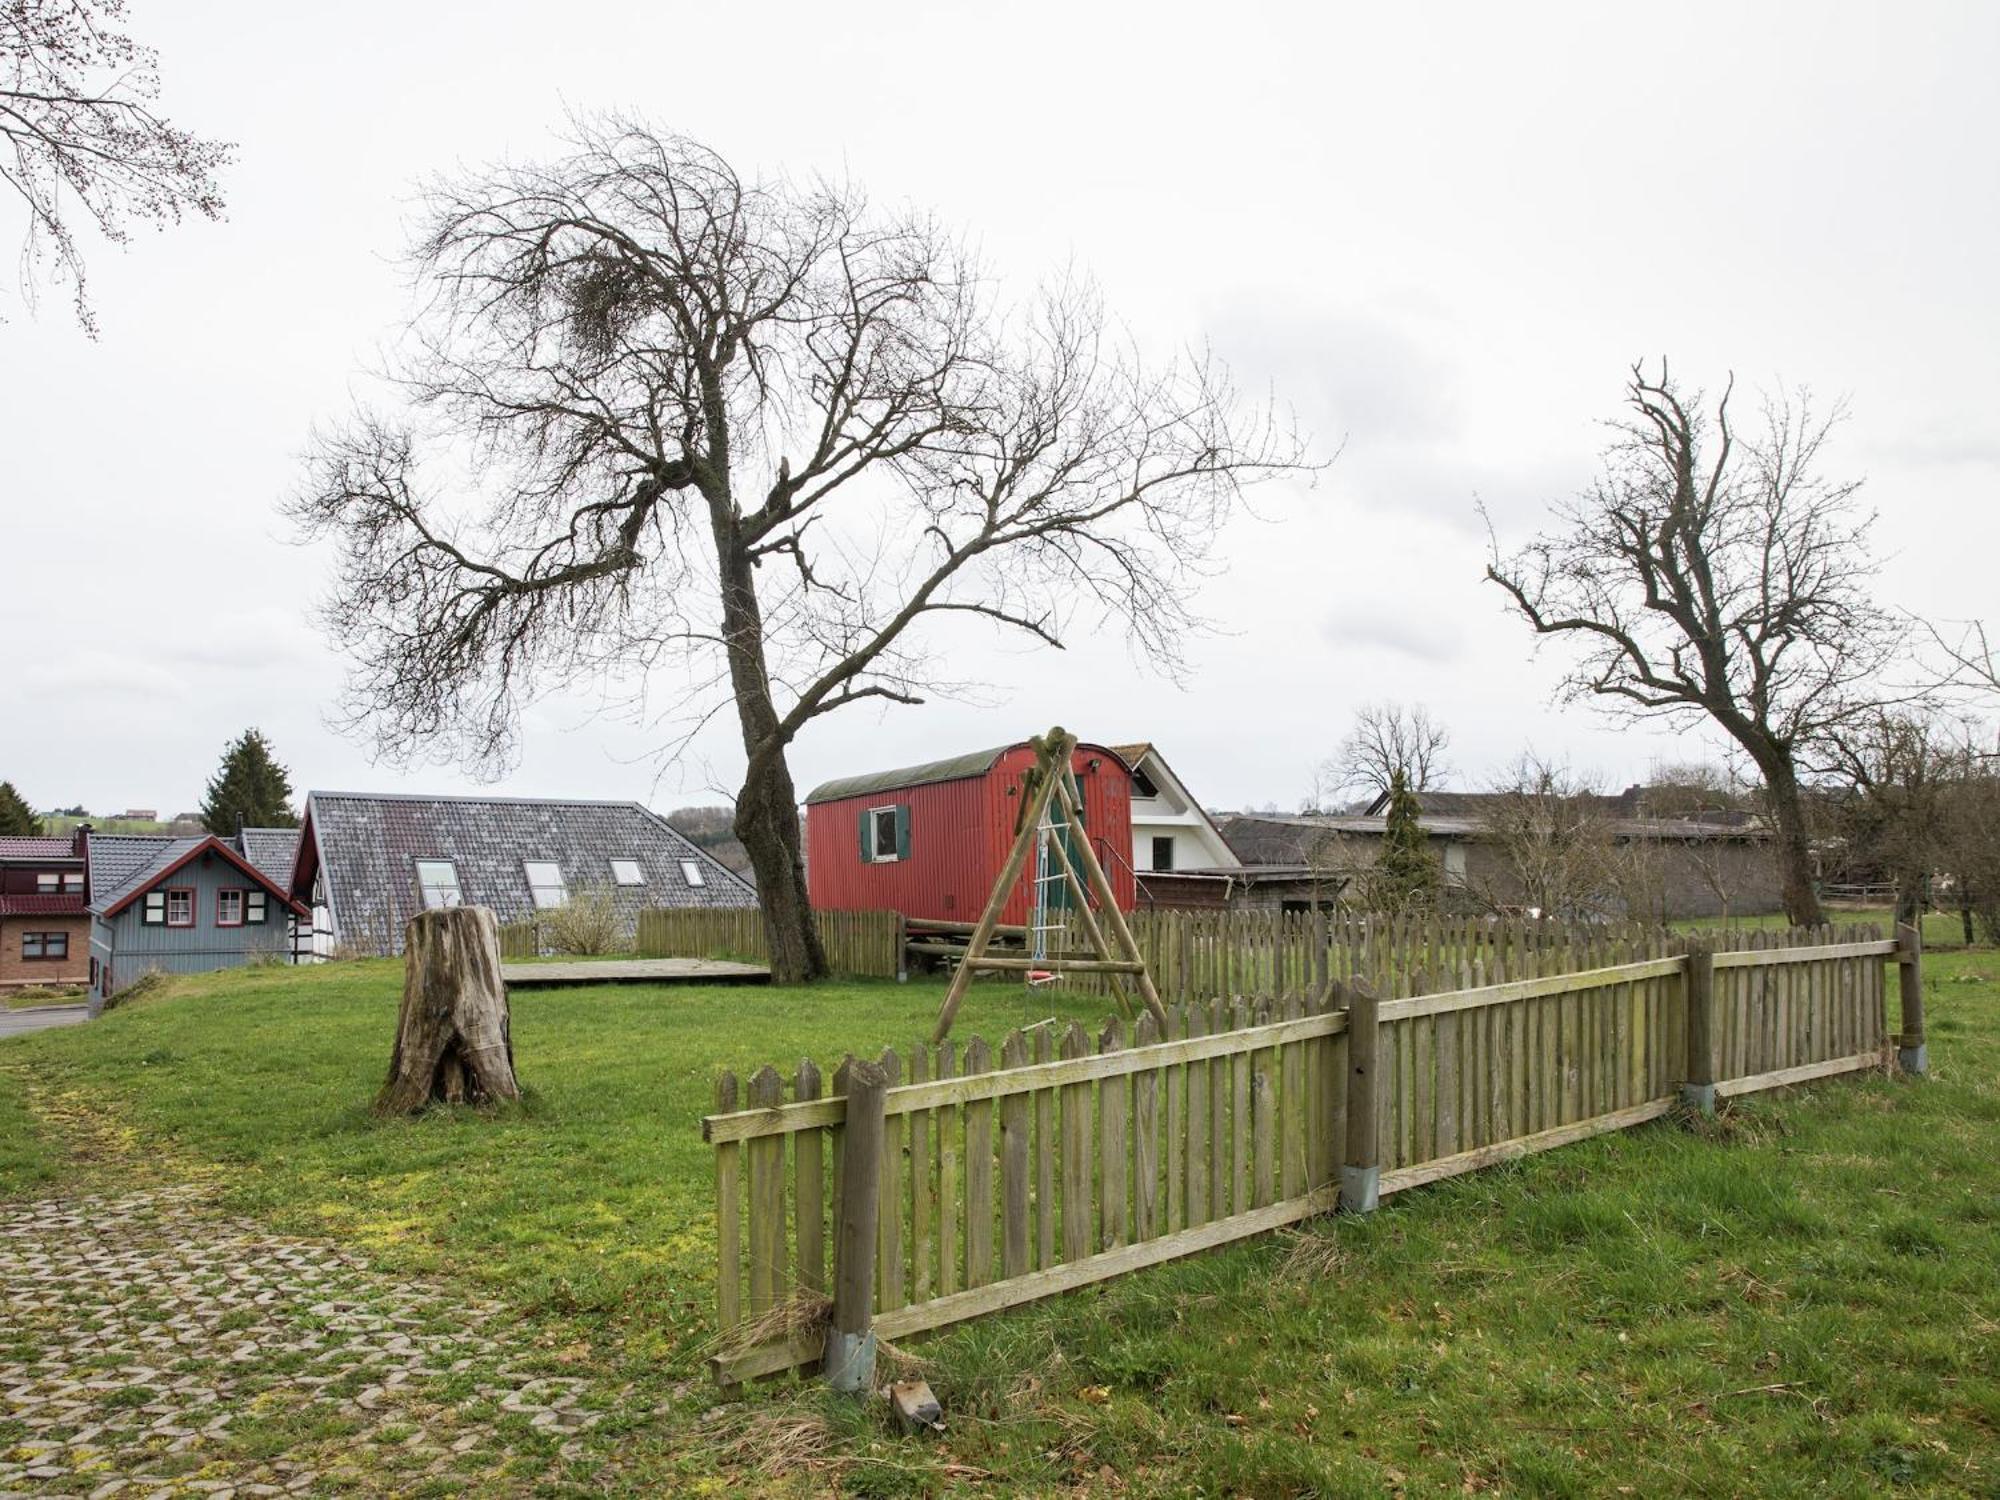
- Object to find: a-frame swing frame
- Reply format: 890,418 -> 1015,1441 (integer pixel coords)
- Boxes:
931,729 -> 1169,1044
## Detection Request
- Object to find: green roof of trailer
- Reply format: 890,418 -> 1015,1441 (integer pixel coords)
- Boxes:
804,745 -> 1016,805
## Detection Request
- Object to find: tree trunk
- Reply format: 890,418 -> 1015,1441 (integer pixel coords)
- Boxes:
712,523 -> 829,985
736,759 -> 826,984
377,906 -> 521,1114
1759,759 -> 1825,929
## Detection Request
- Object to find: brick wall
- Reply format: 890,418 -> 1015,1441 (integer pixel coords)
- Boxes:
0,916 -> 91,990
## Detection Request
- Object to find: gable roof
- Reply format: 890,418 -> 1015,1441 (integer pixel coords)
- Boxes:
88,833 -> 308,918
0,836 -> 78,861
299,791 -> 757,955
1112,742 -> 1241,870
238,827 -> 301,887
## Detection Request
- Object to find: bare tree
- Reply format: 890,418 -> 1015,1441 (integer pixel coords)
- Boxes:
289,117 -> 1308,982
1486,361 -> 1904,928
1473,755 -> 1619,920
2,0 -> 231,332
1815,709 -> 1976,925
1324,701 -> 1452,804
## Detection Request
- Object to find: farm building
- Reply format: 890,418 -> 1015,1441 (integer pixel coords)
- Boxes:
288,791 -> 757,957
85,828 -> 307,1006
804,741 -> 1137,925
1110,742 -> 1242,909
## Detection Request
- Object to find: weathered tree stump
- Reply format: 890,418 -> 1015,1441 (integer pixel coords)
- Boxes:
376,905 -> 522,1114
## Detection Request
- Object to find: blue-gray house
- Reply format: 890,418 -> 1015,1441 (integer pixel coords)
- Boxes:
86,830 -> 306,1008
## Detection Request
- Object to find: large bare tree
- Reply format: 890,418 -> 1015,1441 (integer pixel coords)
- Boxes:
290,117 -> 1307,981
2,0 -> 231,331
1323,701 -> 1451,805
1486,362 -> 1902,928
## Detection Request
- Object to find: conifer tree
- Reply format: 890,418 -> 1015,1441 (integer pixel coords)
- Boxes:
0,781 -> 42,836
1370,769 -> 1440,912
199,730 -> 299,833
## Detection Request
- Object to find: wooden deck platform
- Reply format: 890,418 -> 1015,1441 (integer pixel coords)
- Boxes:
501,958 -> 770,989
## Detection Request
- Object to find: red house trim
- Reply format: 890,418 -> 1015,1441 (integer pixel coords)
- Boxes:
100,837 -> 310,920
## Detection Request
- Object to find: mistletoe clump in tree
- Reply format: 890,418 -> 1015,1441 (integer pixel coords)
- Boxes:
290,115 -> 1309,982
198,729 -> 298,834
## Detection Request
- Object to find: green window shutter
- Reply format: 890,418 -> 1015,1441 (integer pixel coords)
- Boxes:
896,804 -> 911,860
858,808 -> 873,864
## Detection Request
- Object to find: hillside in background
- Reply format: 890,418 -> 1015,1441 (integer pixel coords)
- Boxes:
665,806 -> 751,876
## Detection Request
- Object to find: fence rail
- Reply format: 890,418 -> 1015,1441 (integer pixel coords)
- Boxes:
635,907 -> 905,977
701,922 -> 1907,1384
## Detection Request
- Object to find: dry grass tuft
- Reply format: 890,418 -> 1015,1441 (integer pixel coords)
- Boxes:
695,1401 -> 838,1479
703,1292 -> 833,1362
1278,1225 -> 1348,1281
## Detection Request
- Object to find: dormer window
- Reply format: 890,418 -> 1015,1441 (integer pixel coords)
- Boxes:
415,859 -> 463,909
524,860 -> 568,909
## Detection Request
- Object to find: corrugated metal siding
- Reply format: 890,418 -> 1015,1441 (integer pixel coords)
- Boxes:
96,848 -> 290,993
806,742 -> 1135,923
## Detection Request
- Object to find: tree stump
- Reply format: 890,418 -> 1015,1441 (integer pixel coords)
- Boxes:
377,905 -> 522,1114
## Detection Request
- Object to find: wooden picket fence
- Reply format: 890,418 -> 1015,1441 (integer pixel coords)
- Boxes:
700,922 -> 1913,1384
636,907 -> 905,977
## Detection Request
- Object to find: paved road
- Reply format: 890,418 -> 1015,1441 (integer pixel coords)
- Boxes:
0,1004 -> 88,1038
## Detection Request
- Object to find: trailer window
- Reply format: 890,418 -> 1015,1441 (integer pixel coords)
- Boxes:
870,807 -> 899,862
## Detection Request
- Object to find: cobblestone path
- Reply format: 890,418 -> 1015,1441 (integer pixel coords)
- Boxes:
0,1187 -> 611,1497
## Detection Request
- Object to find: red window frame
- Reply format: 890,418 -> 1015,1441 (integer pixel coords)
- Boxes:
165,888 -> 196,928
216,888 -> 246,928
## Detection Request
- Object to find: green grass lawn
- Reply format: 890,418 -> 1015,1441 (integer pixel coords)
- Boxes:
1,951 -> 1995,1494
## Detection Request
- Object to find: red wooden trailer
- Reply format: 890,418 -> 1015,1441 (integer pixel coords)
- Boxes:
804,741 -> 1136,926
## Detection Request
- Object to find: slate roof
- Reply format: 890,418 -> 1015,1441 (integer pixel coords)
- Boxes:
0,837 -> 77,861
86,835 -> 203,914
238,828 -> 301,887
301,791 -> 758,956
0,893 -> 87,917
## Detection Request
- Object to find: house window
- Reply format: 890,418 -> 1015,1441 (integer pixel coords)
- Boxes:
246,890 -> 268,924
1132,768 -> 1161,799
679,859 -> 705,888
143,891 -> 166,925
1151,835 -> 1176,872
610,858 -> 645,886
165,888 -> 195,927
36,872 -> 57,893
524,861 -> 567,909
862,805 -> 908,864
217,889 -> 245,927
63,872 -> 82,893
22,931 -> 67,960
415,859 -> 463,910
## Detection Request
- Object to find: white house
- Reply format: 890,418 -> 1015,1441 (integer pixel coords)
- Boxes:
1111,743 -> 1241,878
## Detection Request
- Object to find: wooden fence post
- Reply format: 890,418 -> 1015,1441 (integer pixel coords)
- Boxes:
1340,983 -> 1381,1213
1681,944 -> 1717,1116
1896,922 -> 1927,1077
825,1058 -> 887,1395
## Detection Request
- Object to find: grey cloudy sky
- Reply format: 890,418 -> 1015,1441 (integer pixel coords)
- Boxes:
3,1 -> 1996,818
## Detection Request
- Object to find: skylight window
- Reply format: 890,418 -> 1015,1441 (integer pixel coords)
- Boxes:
415,859 -> 463,910
610,859 -> 645,886
524,860 -> 568,909
679,859 -> 706,888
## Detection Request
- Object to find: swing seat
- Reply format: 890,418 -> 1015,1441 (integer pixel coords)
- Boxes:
1026,969 -> 1060,986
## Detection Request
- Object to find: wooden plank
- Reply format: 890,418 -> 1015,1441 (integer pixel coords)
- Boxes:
1378,956 -> 1685,1020
1164,1005 -> 1185,1232
1281,994 -> 1306,1199
909,1045 -> 933,1303
1186,1002 -> 1210,1225
747,1066 -> 786,1318
1133,1014 -> 1161,1243
714,1071 -> 741,1333
1033,1027 -> 1055,1270
795,1059 -> 824,1297
935,1043 -> 959,1298
1715,1050 -> 1886,1098
1100,1021 -> 1129,1250
703,1010 -> 1348,1142
877,1049 -> 904,1313
1061,1023 -> 1093,1263
1251,1027 -> 1275,1209
1712,939 -> 1898,968
1379,1098 -> 1678,1199
964,1037 -> 995,1288
1000,1031 -> 1031,1281
1208,997 -> 1228,1219
1231,999 -> 1251,1215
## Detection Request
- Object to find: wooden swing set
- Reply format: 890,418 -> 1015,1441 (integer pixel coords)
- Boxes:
930,727 -> 1169,1044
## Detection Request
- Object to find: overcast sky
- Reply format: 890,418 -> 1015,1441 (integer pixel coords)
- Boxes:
3,1 -> 1995,819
